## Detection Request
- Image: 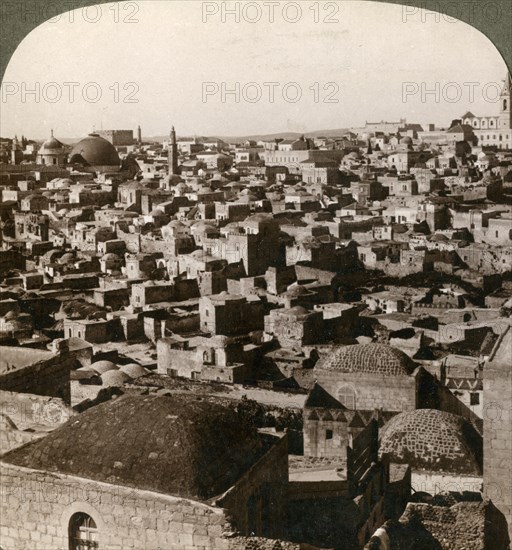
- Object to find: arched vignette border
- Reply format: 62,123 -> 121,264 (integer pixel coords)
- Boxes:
0,0 -> 510,86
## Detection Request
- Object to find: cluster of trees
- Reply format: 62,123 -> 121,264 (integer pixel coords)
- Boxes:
234,395 -> 302,432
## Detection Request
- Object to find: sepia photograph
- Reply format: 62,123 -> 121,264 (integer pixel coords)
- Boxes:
0,0 -> 511,548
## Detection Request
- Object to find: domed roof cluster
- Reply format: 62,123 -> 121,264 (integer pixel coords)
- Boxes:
76,360 -> 149,386
69,134 -> 120,167
379,409 -> 482,475
315,343 -> 415,376
3,394 -> 266,500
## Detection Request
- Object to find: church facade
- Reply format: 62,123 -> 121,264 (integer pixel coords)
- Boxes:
461,73 -> 512,149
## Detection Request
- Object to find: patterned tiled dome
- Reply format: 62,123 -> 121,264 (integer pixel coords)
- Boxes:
315,344 -> 415,376
379,409 -> 482,475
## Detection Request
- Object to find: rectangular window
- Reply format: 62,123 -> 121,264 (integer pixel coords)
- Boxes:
325,429 -> 333,440
470,393 -> 480,406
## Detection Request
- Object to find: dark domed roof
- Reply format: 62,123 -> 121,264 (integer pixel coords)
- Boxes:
69,134 -> 120,167
315,343 -> 415,376
379,409 -> 482,475
40,136 -> 65,152
2,394 -> 266,500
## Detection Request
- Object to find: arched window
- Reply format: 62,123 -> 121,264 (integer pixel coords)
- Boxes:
337,386 -> 356,410
69,512 -> 98,550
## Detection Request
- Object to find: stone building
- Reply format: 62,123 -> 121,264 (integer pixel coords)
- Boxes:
303,383 -> 363,459
130,281 -> 176,307
157,334 -> 248,383
462,73 -> 512,149
0,393 -> 289,550
264,306 -> 323,348
312,344 -> 421,413
125,253 -> 161,279
199,292 -> 264,336
212,214 -> 281,277
14,211 -> 49,241
96,129 -> 134,146
63,318 -> 114,344
309,343 -> 481,429
36,130 -> 67,166
289,418 -> 410,549
483,326 -> 512,541
285,235 -> 337,270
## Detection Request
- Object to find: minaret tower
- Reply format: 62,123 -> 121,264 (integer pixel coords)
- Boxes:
137,125 -> 142,144
498,72 -> 511,130
11,135 -> 23,165
168,126 -> 178,175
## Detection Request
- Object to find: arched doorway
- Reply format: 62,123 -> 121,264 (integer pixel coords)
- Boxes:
69,512 -> 99,550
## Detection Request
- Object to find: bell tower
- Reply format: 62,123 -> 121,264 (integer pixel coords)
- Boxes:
498,72 -> 511,130
168,126 -> 178,175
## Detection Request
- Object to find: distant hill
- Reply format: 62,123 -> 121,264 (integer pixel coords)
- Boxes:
144,128 -> 352,144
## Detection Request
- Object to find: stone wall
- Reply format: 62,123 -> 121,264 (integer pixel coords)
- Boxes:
0,462 -> 231,550
314,370 -> 418,413
304,412 -> 349,459
0,433 -> 289,549
227,537 -> 326,549
218,434 -> 289,540
157,339 -> 202,378
0,349 -> 73,403
483,328 -> 512,541
396,500 -> 510,550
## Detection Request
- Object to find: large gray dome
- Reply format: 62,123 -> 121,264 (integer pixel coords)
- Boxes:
69,134 -> 120,167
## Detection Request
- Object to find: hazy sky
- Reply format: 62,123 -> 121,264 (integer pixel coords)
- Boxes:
0,0 -> 508,139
